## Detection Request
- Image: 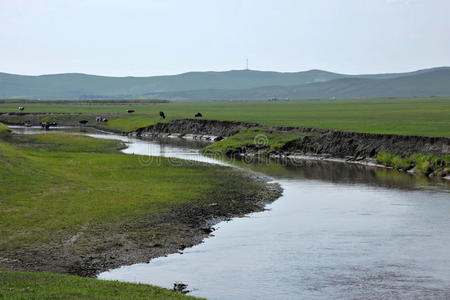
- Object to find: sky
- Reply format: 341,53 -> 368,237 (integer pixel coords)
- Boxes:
1,0 -> 449,76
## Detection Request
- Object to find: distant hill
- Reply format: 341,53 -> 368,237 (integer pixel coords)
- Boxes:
0,67 -> 449,100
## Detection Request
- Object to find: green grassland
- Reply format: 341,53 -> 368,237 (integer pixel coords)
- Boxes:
0,271 -> 201,300
1,98 -> 449,136
0,131 -> 261,254
0,126 -> 272,298
5,133 -> 126,153
0,123 -> 10,138
202,127 -> 302,154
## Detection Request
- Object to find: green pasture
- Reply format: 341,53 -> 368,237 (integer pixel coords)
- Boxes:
0,98 -> 449,136
0,271 -> 200,300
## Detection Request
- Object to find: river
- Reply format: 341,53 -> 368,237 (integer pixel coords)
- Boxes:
12,126 -> 450,299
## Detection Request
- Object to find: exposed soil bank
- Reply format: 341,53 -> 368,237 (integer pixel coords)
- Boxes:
134,119 -> 450,177
134,119 -> 258,141
134,119 -> 449,157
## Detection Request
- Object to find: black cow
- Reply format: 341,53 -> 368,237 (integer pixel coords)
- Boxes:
195,112 -> 203,118
159,111 -> 166,119
40,122 -> 52,130
127,110 -> 135,114
79,120 -> 89,126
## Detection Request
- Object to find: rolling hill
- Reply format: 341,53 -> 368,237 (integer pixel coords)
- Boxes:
0,67 -> 448,100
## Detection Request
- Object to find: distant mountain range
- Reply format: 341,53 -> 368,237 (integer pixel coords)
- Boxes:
0,67 -> 449,100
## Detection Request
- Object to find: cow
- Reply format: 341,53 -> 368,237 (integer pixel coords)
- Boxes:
96,116 -> 108,123
40,122 -> 58,130
79,120 -> 89,126
159,111 -> 166,119
127,110 -> 135,114
40,122 -> 50,130
18,106 -> 24,112
195,112 -> 203,118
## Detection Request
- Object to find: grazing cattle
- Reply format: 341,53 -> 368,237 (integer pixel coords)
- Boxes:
127,110 -> 135,114
40,122 -> 58,130
18,106 -> 24,112
195,112 -> 203,118
159,111 -> 166,119
96,116 -> 108,123
79,120 -> 89,126
40,122 -> 50,130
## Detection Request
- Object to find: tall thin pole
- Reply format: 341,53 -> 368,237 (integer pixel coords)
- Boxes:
246,58 -> 249,70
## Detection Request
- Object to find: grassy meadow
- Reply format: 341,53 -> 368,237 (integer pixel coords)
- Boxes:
0,124 -> 274,298
0,97 -> 449,136
0,271 -> 201,300
0,130 -> 261,255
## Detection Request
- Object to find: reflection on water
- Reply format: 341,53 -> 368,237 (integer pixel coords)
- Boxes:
11,126 -> 450,299
214,156 -> 450,192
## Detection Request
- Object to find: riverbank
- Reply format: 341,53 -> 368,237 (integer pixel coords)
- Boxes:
0,126 -> 281,280
133,119 -> 450,179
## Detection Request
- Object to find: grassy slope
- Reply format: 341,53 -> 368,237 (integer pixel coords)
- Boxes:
202,127 -> 302,154
1,98 -> 449,136
0,271 -> 201,300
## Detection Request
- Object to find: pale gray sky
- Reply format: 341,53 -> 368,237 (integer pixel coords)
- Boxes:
1,0 -> 449,76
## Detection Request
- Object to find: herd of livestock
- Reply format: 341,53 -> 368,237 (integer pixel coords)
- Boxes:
17,106 -> 204,130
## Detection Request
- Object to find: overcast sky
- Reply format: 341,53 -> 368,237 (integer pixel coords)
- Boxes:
1,0 -> 449,76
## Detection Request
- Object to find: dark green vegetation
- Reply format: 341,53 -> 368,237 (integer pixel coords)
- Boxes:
1,98 -> 449,136
1,67 -> 449,100
376,152 -> 450,176
202,127 -> 302,154
0,271 -> 201,300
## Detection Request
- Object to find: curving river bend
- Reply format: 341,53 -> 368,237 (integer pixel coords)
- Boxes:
13,126 -> 450,299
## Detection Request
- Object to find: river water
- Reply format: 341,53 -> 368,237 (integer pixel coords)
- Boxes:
12,127 -> 450,299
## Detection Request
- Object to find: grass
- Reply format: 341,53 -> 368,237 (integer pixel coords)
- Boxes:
376,152 -> 450,175
0,125 -> 272,299
0,133 -> 237,252
0,270 -> 201,299
1,97 -> 450,136
0,131 -> 270,259
5,133 -> 126,153
202,127 -> 301,154
100,114 -> 158,132
0,123 -> 10,138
